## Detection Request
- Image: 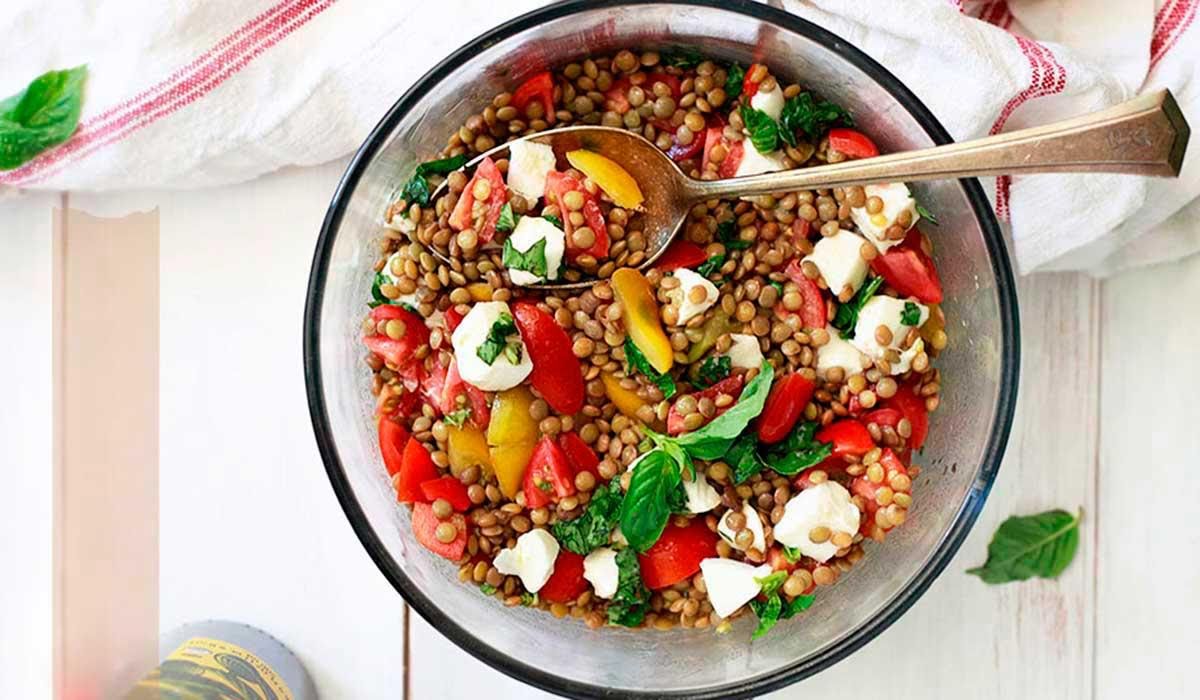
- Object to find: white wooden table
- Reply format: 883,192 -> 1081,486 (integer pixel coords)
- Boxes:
2,160 -> 1196,699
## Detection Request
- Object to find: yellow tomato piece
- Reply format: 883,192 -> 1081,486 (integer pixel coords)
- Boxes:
566,150 -> 645,210
489,441 -> 537,499
602,371 -> 649,420
919,303 -> 945,345
466,282 -> 493,302
487,386 -> 539,446
446,424 -> 492,479
611,268 -> 673,374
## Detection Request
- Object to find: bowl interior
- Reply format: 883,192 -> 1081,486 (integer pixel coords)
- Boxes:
305,2 -> 1017,697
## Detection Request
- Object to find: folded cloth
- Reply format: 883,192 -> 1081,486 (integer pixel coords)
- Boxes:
0,0 -> 1195,275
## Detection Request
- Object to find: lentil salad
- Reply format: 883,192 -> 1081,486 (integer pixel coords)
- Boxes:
365,49 -> 948,637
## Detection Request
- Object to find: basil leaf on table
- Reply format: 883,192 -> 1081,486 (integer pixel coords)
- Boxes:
0,66 -> 87,171
607,547 -> 651,627
619,449 -> 683,552
725,62 -> 746,100
831,276 -> 884,339
778,92 -> 853,146
624,338 -> 678,399
553,484 -> 624,555
967,509 -> 1082,584
739,104 -> 779,154
694,355 -> 732,389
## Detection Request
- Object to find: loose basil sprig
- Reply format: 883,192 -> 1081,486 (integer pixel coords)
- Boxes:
831,276 -> 884,339
0,66 -> 87,171
967,509 -> 1082,584
625,339 -> 677,399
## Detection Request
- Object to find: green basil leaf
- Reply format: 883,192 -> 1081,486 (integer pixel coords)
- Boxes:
831,276 -> 884,339
967,509 -> 1082,584
761,421 -> 831,475
0,66 -> 87,171
695,355 -> 732,389
696,254 -> 726,278
624,338 -> 677,399
520,592 -> 539,606
543,214 -> 563,228
398,154 -> 468,207
779,92 -> 853,144
502,236 -> 548,278
782,545 -> 804,564
782,594 -> 815,618
552,484 -> 624,555
414,153 -> 468,177
716,219 -> 750,250
607,547 -> 651,626
726,431 -> 767,484
662,47 -> 704,68
755,571 -> 788,597
476,313 -> 520,366
673,361 -> 775,459
739,104 -> 779,154
725,62 -> 746,100
770,281 -> 785,295
479,583 -> 497,595
495,202 -> 517,233
749,594 -> 782,640
443,407 -> 471,427
619,449 -> 682,552
369,272 -> 391,308
914,200 -> 940,226
400,175 -> 430,207
901,301 -> 922,326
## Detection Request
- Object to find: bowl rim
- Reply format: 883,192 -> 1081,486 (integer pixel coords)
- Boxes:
303,1 -> 1021,697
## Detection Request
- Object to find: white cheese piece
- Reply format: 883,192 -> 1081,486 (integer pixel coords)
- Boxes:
724,334 -> 764,369
583,547 -> 620,599
734,146 -> 786,177
700,559 -> 774,619
802,231 -> 869,297
682,472 -> 722,514
384,212 -> 417,235
492,529 -> 560,593
450,301 -> 534,391
718,502 -> 767,553
816,332 -> 868,379
850,182 -> 921,253
850,296 -> 930,375
506,215 -> 565,286
674,268 -> 719,324
749,85 -> 786,121
773,482 -> 861,563
381,250 -> 405,286
506,140 -> 557,204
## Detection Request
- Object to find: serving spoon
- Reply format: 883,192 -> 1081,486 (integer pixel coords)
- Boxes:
428,89 -> 1189,290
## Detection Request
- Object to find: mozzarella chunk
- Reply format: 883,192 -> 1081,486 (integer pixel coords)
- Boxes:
583,547 -> 620,599
506,140 -> 557,204
803,231 -> 869,297
850,296 -> 929,375
718,501 -> 767,553
750,85 -> 785,121
850,182 -> 920,253
450,301 -> 533,391
505,215 -> 565,286
724,333 -> 764,369
384,211 -> 417,235
816,332 -> 868,380
774,482 -> 861,562
682,472 -> 722,514
700,559 -> 774,619
673,268 -> 719,324
734,146 -> 786,177
493,529 -> 560,593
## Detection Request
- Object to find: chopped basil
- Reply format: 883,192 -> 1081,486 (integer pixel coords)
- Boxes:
543,214 -> 563,228
755,571 -> 788,596
729,420 -> 830,484
967,509 -> 1082,584
696,254 -> 726,278
398,153 -> 469,207
502,236 -> 549,279
479,583 -> 497,595
552,484 -> 624,555
770,281 -> 785,295
779,92 -> 853,146
750,592 -> 814,639
651,360 -> 775,460
695,355 -> 732,389
716,219 -> 750,250
782,545 -> 804,564
520,592 -> 539,606
725,62 -> 746,100
915,199 -> 940,226
607,548 -> 651,627
832,276 -> 884,339
368,271 -> 392,308
0,66 -> 87,171
662,47 -> 704,68
624,338 -> 678,399
442,407 -> 471,427
901,301 -> 922,327
739,104 -> 779,154
476,313 -> 521,366
495,202 -> 517,233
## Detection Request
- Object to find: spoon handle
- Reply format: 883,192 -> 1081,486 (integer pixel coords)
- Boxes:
687,89 -> 1190,201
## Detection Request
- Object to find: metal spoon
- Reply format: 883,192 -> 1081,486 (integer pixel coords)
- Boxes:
429,89 -> 1189,291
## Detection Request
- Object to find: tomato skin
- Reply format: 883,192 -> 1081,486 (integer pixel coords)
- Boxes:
827,128 -> 879,159
757,373 -> 817,444
816,420 -> 875,459
638,518 -> 718,589
393,437 -> 440,504
701,126 -> 744,178
419,476 -> 472,512
782,259 -> 828,329
448,157 -> 508,242
511,72 -> 556,125
511,301 -> 585,415
861,407 -> 904,431
666,374 -> 746,436
379,418 -> 410,477
850,448 -> 911,536
881,382 -> 930,449
742,65 -> 763,98
544,171 -> 610,260
654,240 -> 709,271
444,306 -> 465,332
412,502 -> 469,560
437,357 -> 491,428
523,437 -> 577,509
539,551 -> 589,603
558,431 -> 601,478
871,229 -> 943,304
791,218 -> 812,244
363,306 -> 430,368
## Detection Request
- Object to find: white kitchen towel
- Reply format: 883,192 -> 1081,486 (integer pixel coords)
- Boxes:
0,0 -> 1196,275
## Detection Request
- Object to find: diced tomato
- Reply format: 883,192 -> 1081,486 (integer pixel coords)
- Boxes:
544,171 -> 610,260
701,126 -> 723,172
411,502 -> 469,560
850,448 -> 911,536
861,407 -> 904,432
363,306 -> 430,368
538,550 -> 589,603
742,65 -> 763,98
445,306 -> 465,332
638,518 -> 718,589
791,218 -> 812,244
654,240 -> 709,271
757,373 -> 817,444
438,357 -> 491,428
511,71 -> 556,125
558,431 -> 601,479
870,229 -> 943,304
783,259 -> 827,329
392,437 -> 439,504
816,420 -> 875,460
645,72 -> 683,99
666,374 -> 746,436
522,437 -> 576,509
378,418 -> 410,477
767,546 -> 800,573
448,157 -> 508,243
511,301 -> 585,415
827,128 -> 879,159
700,126 -> 744,178
881,382 -> 930,450
419,476 -> 472,512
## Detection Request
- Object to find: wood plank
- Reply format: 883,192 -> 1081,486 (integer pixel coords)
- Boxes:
1096,253 -> 1200,699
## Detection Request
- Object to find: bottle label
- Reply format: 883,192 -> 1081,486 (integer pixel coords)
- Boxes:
128,636 -> 294,700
